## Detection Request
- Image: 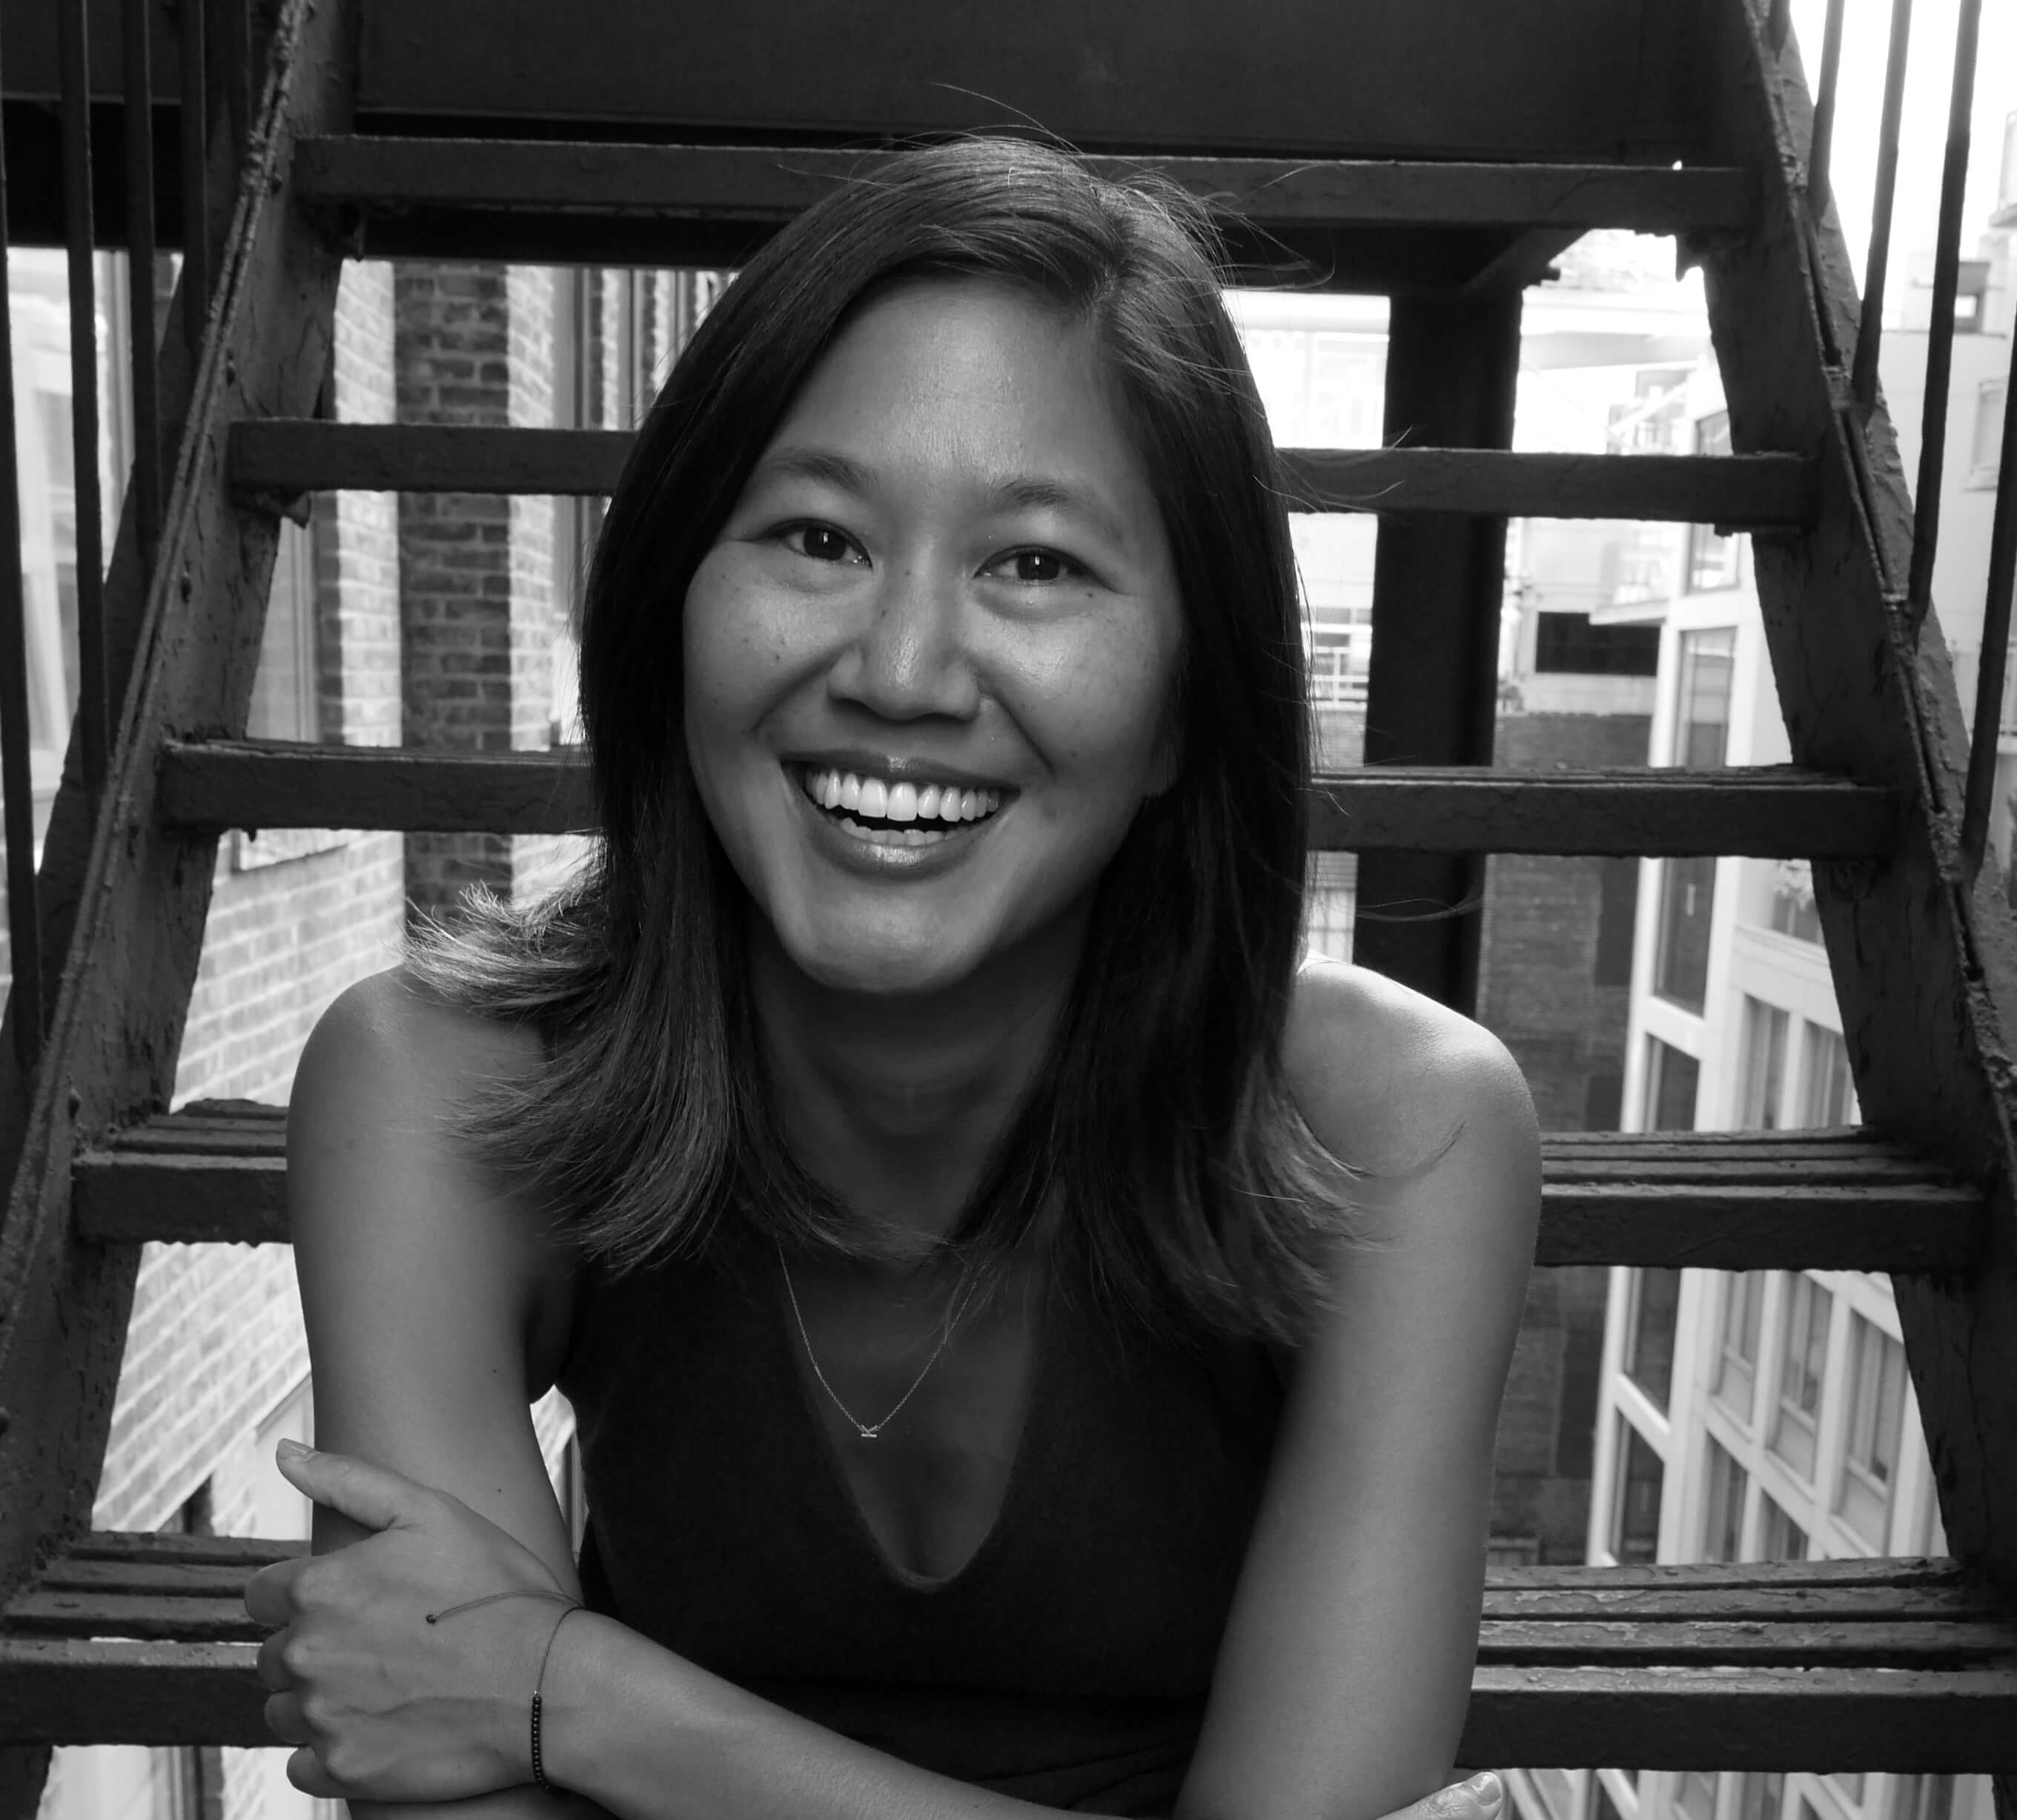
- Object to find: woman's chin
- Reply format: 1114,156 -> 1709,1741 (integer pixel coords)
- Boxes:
778,929 -> 987,1000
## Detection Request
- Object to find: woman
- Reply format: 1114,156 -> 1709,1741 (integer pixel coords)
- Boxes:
247,139 -> 1541,1820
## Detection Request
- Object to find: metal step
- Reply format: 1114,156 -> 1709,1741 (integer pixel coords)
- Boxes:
229,421 -> 1819,529
152,741 -> 1898,857
5,1537 -> 2013,1764
291,136 -> 1755,271
70,1105 -> 1981,1271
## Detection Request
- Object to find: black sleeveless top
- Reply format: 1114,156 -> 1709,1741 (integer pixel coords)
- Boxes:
557,1230 -> 1286,1817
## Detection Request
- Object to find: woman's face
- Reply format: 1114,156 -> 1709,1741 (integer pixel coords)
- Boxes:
684,277 -> 1184,997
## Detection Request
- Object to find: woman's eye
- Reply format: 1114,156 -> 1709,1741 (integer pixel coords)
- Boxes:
782,523 -> 864,564
986,548 -> 1082,584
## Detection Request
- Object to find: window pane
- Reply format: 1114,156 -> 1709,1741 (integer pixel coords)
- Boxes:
1769,1274 -> 1831,1480
1612,1420 -> 1665,1564
1757,1492 -> 1809,1561
1675,627 -> 1735,767
1738,998 -> 1789,1129
1303,851 -> 1357,962
1768,859 -> 1823,942
1702,1436 -> 1749,1563
1625,1269 -> 1682,1409
1835,1314 -> 1907,1548
1712,1274 -> 1764,1422
1654,857 -> 1717,1010
1800,1025 -> 1858,1128
1645,1037 -> 1700,1131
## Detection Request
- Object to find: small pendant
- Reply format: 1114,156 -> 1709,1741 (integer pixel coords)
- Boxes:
858,1426 -> 881,1440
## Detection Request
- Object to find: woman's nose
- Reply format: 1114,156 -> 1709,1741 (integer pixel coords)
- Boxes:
826,563 -> 982,722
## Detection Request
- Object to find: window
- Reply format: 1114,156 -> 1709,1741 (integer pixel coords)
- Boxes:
1890,1778 -> 1955,1820
1770,1274 -> 1832,1480
1738,998 -> 1789,1129
1835,1314 -> 1907,1547
1624,1269 -> 1682,1409
1800,1025 -> 1858,1127
1594,856 -> 1638,989
1968,379 -> 2006,489
245,517 -> 321,741
1768,859 -> 1823,942
1713,1274 -> 1766,1422
1757,1492 -> 1809,1560
1534,612 -> 1661,676
1686,415 -> 1742,590
1833,1774 -> 1867,1808
1303,852 -> 1356,962
1702,1436 -> 1749,1562
1644,1038 -> 1700,1131
1674,1770 -> 1720,1820
1953,260 -> 1987,334
1674,628 -> 1735,767
1653,858 -> 1716,1010
1611,1419 -> 1665,1564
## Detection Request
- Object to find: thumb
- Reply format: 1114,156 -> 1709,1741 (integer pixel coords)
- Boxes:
274,1440 -> 427,1532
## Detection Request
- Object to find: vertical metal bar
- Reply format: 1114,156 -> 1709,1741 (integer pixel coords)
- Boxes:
0,30 -> 46,1065
1907,0 -> 1984,622
124,0 -> 162,585
1807,0 -> 1849,205
179,0 -> 208,362
58,0 -> 108,795
1961,331 -> 2017,881
1850,0 -> 1915,414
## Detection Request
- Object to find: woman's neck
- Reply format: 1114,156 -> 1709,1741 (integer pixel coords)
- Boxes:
749,912 -> 1084,1254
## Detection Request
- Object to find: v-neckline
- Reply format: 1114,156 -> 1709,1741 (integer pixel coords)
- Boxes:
769,1259 -> 1053,1595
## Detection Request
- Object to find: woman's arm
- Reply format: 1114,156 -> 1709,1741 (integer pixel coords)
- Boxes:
262,962 -> 1533,1820
1176,962 -> 1540,1820
282,967 -> 600,1818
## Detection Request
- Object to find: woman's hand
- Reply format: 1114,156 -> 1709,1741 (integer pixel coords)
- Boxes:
1376,1773 -> 1508,1820
244,1440 -> 577,1804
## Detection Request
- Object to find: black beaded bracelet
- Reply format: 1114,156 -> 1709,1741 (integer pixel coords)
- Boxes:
531,1602 -> 583,1793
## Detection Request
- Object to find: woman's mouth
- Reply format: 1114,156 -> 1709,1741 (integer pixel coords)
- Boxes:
792,764 -> 1006,848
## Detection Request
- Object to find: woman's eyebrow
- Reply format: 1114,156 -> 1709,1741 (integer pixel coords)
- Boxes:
988,474 -> 1127,546
747,446 -> 874,495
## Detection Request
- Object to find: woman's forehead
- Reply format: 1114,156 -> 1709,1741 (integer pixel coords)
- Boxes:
758,277 -> 1157,530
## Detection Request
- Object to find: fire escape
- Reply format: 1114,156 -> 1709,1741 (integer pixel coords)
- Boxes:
0,0 -> 2015,1812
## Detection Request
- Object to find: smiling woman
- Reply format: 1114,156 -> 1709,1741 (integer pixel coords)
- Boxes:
251,139 -> 1540,1820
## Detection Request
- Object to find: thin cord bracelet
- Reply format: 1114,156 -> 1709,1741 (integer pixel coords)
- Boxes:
530,1602 -> 583,1793
419,1586 -> 584,1793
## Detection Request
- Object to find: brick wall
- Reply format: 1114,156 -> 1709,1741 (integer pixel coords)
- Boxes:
396,261 -> 566,919
1477,706 -> 1653,1563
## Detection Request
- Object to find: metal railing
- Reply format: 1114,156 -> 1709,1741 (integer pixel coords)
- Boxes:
0,0 -> 251,1071
1806,0 -> 2017,882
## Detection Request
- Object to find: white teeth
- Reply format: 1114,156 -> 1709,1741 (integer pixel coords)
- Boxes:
798,765 -> 1006,829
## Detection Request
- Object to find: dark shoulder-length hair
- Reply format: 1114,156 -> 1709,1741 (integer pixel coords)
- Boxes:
414,136 -> 1355,1343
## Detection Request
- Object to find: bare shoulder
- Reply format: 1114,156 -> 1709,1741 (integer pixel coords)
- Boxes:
1282,958 -> 1537,1220
298,961 -> 545,1108
290,964 -> 572,1378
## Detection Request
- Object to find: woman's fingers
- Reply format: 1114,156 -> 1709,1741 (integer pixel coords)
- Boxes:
254,1628 -> 292,1691
1396,1773 -> 1506,1820
263,1689 -> 311,1747
273,1440 -> 434,1532
242,1556 -> 312,1629
285,1746 -> 344,1800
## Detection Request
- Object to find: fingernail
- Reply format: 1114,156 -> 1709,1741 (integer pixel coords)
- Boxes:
276,1438 -> 313,1460
1468,1773 -> 1504,1807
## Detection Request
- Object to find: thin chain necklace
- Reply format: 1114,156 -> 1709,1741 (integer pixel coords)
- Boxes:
777,1243 -> 980,1441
